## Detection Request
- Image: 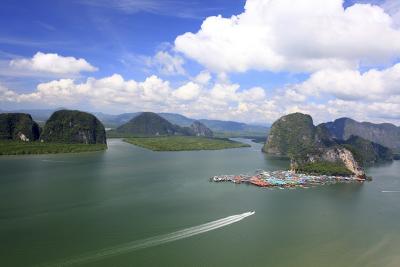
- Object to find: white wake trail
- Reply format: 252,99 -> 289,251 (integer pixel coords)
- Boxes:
382,190 -> 400,193
45,211 -> 255,267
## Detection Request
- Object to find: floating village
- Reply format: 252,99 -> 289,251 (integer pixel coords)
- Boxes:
211,170 -> 367,189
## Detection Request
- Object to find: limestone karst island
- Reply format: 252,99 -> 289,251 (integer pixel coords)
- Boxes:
1,0 -> 400,266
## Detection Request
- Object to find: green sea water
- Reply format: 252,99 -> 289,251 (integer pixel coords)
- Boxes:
1,139 -> 399,267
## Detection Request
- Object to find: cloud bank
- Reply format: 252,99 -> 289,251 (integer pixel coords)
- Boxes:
2,61 -> 400,124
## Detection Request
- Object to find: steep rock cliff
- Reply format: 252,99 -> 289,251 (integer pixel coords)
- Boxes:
41,110 -> 106,144
0,113 -> 40,141
190,121 -> 213,137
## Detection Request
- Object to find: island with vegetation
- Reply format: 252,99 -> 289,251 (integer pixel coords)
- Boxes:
124,136 -> 250,151
109,112 -> 250,151
111,112 -> 214,137
0,141 -> 106,155
0,110 -> 107,155
211,112 -> 397,190
263,112 -> 394,177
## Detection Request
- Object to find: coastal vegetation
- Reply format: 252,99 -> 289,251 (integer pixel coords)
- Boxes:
0,110 -> 107,155
123,136 -> 250,151
213,131 -> 267,139
295,161 -> 354,176
0,140 -> 106,155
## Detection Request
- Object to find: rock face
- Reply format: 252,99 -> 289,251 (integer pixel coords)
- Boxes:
190,121 -> 213,137
263,113 -> 323,155
116,112 -> 183,136
264,113 -> 365,176
321,147 -> 365,177
0,113 -> 40,141
322,118 -> 400,151
41,110 -> 106,144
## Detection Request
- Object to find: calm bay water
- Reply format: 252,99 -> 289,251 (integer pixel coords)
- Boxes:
1,139 -> 399,267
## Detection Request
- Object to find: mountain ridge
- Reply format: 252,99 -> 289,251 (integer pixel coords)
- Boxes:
322,117 -> 400,151
2,109 -> 268,135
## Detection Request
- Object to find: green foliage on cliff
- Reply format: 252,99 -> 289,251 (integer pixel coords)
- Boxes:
123,136 -> 250,151
340,135 -> 393,165
295,161 -> 354,176
0,113 -> 40,141
0,140 -> 106,155
41,110 -> 106,144
263,113 -> 317,156
263,112 -> 367,176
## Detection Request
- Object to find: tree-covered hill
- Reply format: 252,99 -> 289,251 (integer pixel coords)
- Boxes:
41,110 -> 106,144
0,113 -> 40,141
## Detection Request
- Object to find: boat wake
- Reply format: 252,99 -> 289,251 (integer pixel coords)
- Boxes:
382,190 -> 400,193
43,211 -> 255,266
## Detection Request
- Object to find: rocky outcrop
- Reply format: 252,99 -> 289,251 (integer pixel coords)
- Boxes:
289,146 -> 365,177
190,121 -> 213,137
41,110 -> 106,144
321,147 -> 364,177
0,113 -> 40,141
262,113 -> 317,155
264,113 -> 365,177
322,118 -> 400,151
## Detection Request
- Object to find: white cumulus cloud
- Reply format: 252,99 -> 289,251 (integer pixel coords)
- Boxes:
172,82 -> 201,101
9,52 -> 98,75
175,0 -> 400,73
293,63 -> 400,101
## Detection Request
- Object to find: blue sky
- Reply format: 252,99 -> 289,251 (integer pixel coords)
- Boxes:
1,0 -> 400,124
0,0 -> 243,81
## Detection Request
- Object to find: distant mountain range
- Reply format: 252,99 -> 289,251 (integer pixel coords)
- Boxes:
322,118 -> 400,151
92,112 -> 270,135
1,109 -> 269,136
